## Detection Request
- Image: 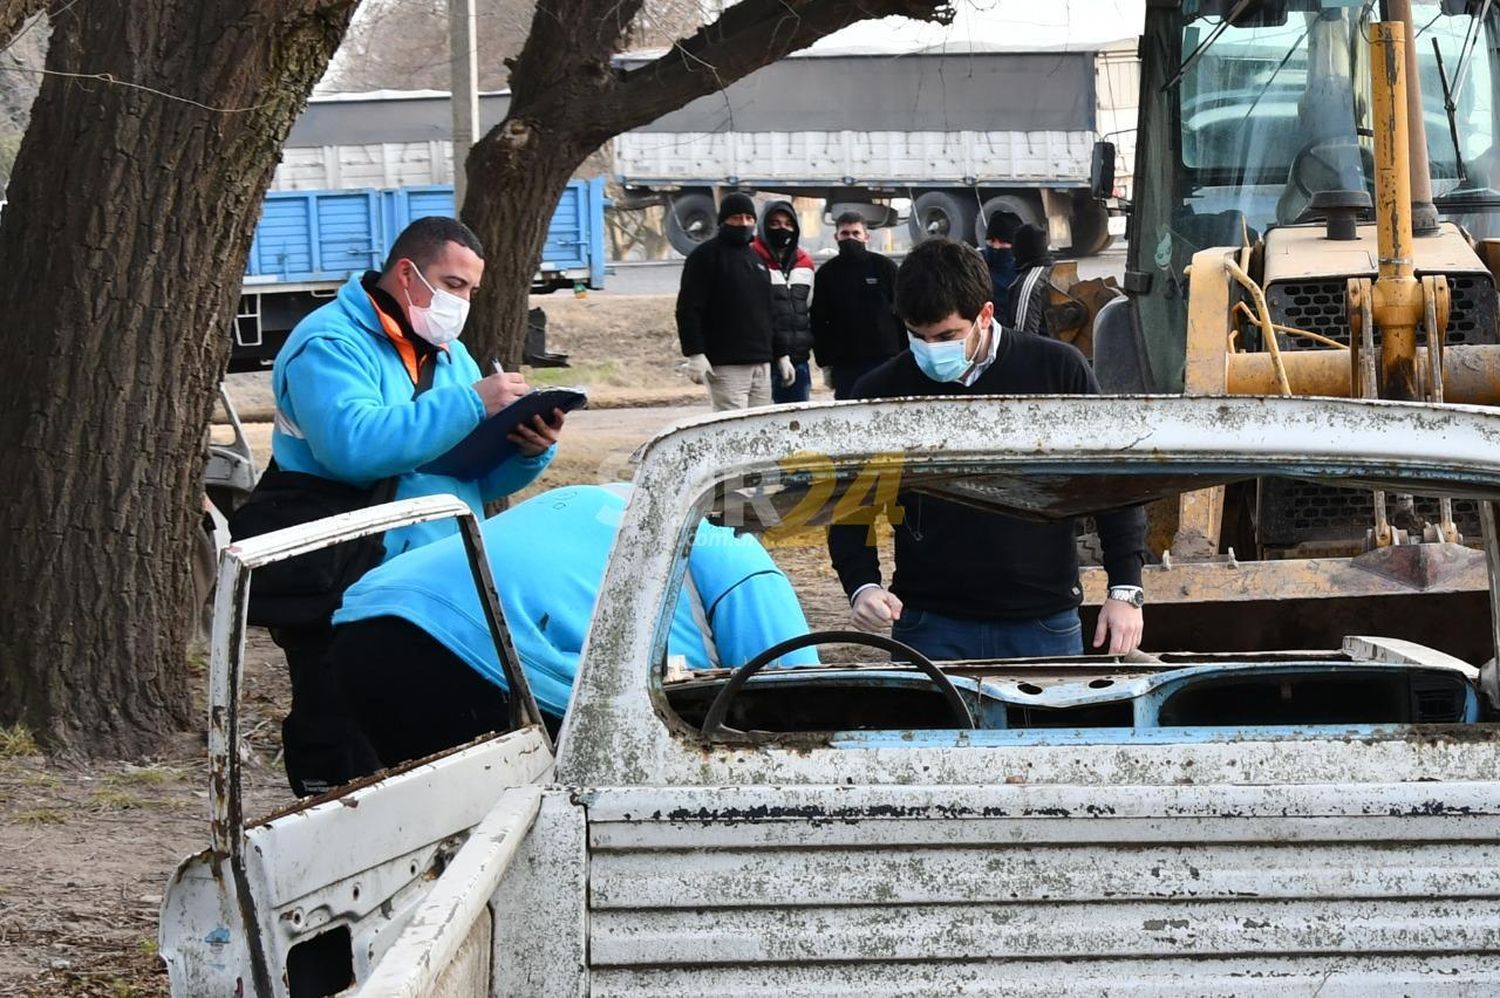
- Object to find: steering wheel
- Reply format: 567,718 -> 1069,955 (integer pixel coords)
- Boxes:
699,629 -> 976,738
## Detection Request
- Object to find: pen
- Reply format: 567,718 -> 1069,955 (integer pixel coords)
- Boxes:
493,359 -> 504,376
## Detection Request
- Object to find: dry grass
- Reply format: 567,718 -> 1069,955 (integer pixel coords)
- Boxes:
88,788 -> 147,812
0,725 -> 38,760
103,767 -> 181,788
12,807 -> 68,825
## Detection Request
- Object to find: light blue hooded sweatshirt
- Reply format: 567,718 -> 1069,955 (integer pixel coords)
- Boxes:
334,485 -> 818,718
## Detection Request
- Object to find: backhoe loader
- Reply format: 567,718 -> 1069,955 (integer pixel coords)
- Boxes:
1086,0 -> 1500,668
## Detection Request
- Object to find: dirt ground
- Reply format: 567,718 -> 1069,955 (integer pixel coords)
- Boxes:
3,293 -> 865,994
0,631 -> 298,997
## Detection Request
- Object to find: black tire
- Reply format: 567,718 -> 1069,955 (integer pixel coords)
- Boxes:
1066,200 -> 1113,257
974,194 -> 1043,244
908,190 -> 976,244
665,192 -> 717,256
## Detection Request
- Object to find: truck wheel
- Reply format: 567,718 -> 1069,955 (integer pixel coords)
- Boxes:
974,194 -> 1043,243
1067,201 -> 1113,257
665,192 -> 717,256
827,201 -> 899,229
908,191 -> 975,244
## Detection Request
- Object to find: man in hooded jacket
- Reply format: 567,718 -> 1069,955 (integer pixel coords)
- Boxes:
751,200 -> 815,402
981,210 -> 1022,317
675,192 -> 792,410
1003,223 -> 1059,338
330,484 -> 820,769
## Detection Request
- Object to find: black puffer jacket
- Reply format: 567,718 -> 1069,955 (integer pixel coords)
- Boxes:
750,200 -> 815,363
676,224 -> 782,365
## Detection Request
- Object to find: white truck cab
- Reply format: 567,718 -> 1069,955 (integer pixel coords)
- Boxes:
162,395 -> 1500,996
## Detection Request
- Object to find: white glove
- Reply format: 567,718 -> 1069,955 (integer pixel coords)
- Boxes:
851,586 -> 903,632
820,367 -> 836,390
776,355 -> 796,387
684,353 -> 714,385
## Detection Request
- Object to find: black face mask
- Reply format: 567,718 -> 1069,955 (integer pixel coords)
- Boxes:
765,227 -> 795,250
719,223 -> 754,246
984,246 -> 1014,269
837,238 -> 868,257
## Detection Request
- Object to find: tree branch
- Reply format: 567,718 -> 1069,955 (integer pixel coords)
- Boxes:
0,0 -> 45,51
508,0 -> 647,109
601,0 -> 953,134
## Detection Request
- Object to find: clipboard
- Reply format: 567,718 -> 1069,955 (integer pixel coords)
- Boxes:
419,386 -> 587,479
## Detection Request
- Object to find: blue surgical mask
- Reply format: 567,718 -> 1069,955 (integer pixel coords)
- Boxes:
908,318 -> 981,383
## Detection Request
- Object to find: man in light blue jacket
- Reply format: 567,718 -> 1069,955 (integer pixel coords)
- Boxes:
331,485 -> 818,770
269,216 -> 566,796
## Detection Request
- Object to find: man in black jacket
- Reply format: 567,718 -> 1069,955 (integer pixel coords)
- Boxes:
981,210 -> 1021,317
827,237 -> 1147,660
752,200 -> 815,403
1003,223 -> 1058,338
810,212 -> 904,399
676,192 -> 791,410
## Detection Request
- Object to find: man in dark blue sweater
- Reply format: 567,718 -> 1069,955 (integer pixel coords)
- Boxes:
827,237 -> 1147,660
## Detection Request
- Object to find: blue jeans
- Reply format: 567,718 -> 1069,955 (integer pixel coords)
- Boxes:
891,606 -> 1084,661
773,360 -> 811,403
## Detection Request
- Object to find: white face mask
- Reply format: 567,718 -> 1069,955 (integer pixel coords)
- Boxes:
404,263 -> 470,346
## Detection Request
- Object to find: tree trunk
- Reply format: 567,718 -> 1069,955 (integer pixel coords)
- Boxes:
459,0 -> 951,366
462,121 -> 593,368
0,0 -> 358,758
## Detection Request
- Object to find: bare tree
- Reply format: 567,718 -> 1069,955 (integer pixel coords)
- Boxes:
0,0 -> 360,757
461,0 -> 955,366
326,0 -> 532,91
323,0 -> 711,93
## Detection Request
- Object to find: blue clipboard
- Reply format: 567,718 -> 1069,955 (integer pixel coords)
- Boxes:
419,387 -> 587,479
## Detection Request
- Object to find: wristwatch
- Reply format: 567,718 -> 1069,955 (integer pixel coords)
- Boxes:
1107,585 -> 1146,608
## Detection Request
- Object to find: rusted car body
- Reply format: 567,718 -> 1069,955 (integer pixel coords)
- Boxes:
161,395 -> 1500,996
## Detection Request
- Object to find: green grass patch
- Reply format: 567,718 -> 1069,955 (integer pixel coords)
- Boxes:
0,723 -> 39,759
22,770 -> 61,789
186,648 -> 209,677
13,807 -> 67,825
89,787 -> 146,811
106,765 -> 181,787
525,361 -> 620,387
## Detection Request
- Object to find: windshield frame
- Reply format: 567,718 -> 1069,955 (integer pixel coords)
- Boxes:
553,395 -> 1500,788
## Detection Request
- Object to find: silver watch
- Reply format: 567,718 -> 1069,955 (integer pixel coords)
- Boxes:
1107,586 -> 1145,608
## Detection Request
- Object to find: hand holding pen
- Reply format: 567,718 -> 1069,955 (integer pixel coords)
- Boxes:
471,357 -> 531,416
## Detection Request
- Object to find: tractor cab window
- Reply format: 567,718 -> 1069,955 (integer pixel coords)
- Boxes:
1176,0 -> 1500,239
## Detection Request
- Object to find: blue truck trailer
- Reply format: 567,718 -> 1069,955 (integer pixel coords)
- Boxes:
228,177 -> 607,372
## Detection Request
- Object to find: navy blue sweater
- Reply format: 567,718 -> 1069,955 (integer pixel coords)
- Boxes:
827,329 -> 1147,620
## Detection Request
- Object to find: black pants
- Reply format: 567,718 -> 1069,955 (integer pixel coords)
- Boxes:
269,621 -> 381,798
330,616 -> 512,772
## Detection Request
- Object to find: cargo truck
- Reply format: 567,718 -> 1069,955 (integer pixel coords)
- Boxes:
615,42 -> 1138,255
229,177 -> 607,372
271,42 -> 1139,261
